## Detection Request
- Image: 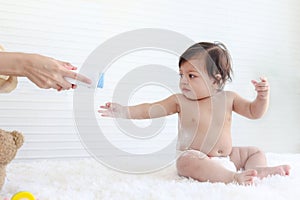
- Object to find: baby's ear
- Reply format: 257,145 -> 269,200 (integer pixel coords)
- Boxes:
215,74 -> 222,80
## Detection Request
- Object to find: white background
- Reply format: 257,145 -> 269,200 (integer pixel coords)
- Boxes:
0,0 -> 299,159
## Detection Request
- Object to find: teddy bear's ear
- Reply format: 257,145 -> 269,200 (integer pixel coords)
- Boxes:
11,131 -> 24,149
0,76 -> 18,93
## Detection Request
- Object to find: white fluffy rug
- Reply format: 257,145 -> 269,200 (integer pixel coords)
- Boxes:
1,153 -> 300,200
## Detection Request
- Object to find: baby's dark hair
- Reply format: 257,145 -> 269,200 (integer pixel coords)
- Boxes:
179,42 -> 233,90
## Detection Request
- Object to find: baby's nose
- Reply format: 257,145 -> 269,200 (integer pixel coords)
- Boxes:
180,76 -> 189,84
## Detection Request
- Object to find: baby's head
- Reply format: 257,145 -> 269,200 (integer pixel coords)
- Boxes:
179,42 -> 232,90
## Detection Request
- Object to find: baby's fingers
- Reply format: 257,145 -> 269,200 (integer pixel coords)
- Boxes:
99,102 -> 111,109
255,81 -> 269,91
251,78 -> 269,87
251,80 -> 258,85
260,77 -> 268,82
255,86 -> 269,92
98,109 -> 111,117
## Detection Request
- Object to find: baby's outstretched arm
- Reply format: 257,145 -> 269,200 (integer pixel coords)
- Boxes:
232,77 -> 269,119
98,94 -> 179,119
99,102 -> 128,118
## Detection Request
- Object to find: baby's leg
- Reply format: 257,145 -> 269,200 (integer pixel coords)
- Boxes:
230,147 -> 291,178
176,150 -> 256,184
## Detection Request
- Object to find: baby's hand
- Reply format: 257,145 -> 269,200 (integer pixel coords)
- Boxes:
251,77 -> 269,99
98,102 -> 126,118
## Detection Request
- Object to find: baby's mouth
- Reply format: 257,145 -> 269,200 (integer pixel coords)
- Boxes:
182,87 -> 190,92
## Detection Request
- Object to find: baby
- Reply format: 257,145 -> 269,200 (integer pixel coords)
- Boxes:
98,42 -> 290,184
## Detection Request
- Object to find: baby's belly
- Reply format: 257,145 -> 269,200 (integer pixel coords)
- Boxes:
179,134 -> 232,157
207,134 -> 232,156
207,144 -> 232,157
186,144 -> 232,157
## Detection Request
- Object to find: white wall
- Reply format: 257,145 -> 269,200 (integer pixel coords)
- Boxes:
0,0 -> 299,160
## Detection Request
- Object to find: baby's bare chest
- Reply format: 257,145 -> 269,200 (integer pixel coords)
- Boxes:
178,98 -> 233,133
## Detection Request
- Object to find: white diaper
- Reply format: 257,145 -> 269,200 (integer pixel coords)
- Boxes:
209,156 -> 236,172
177,149 -> 236,172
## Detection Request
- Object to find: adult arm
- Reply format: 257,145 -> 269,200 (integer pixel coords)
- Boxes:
0,52 -> 91,90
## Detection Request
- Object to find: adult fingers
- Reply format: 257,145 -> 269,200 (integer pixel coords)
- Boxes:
57,85 -> 63,92
54,75 -> 73,90
64,71 -> 92,85
53,83 -> 64,91
58,60 -> 77,70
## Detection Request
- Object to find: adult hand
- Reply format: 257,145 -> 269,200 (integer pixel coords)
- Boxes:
22,53 -> 92,91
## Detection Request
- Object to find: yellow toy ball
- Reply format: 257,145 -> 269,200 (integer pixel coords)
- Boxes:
11,191 -> 35,200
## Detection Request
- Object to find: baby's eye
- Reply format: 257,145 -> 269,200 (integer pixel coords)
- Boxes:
179,73 -> 183,78
189,74 -> 196,78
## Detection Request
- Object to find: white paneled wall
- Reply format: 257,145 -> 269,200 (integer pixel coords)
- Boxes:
0,0 -> 300,160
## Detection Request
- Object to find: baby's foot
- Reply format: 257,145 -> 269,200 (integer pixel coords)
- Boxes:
255,165 -> 291,178
233,169 -> 257,185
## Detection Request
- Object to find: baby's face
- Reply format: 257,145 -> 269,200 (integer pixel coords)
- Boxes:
179,59 -> 215,100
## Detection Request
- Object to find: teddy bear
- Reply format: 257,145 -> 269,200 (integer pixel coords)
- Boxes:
0,129 -> 24,189
0,75 -> 18,93
0,45 -> 23,190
